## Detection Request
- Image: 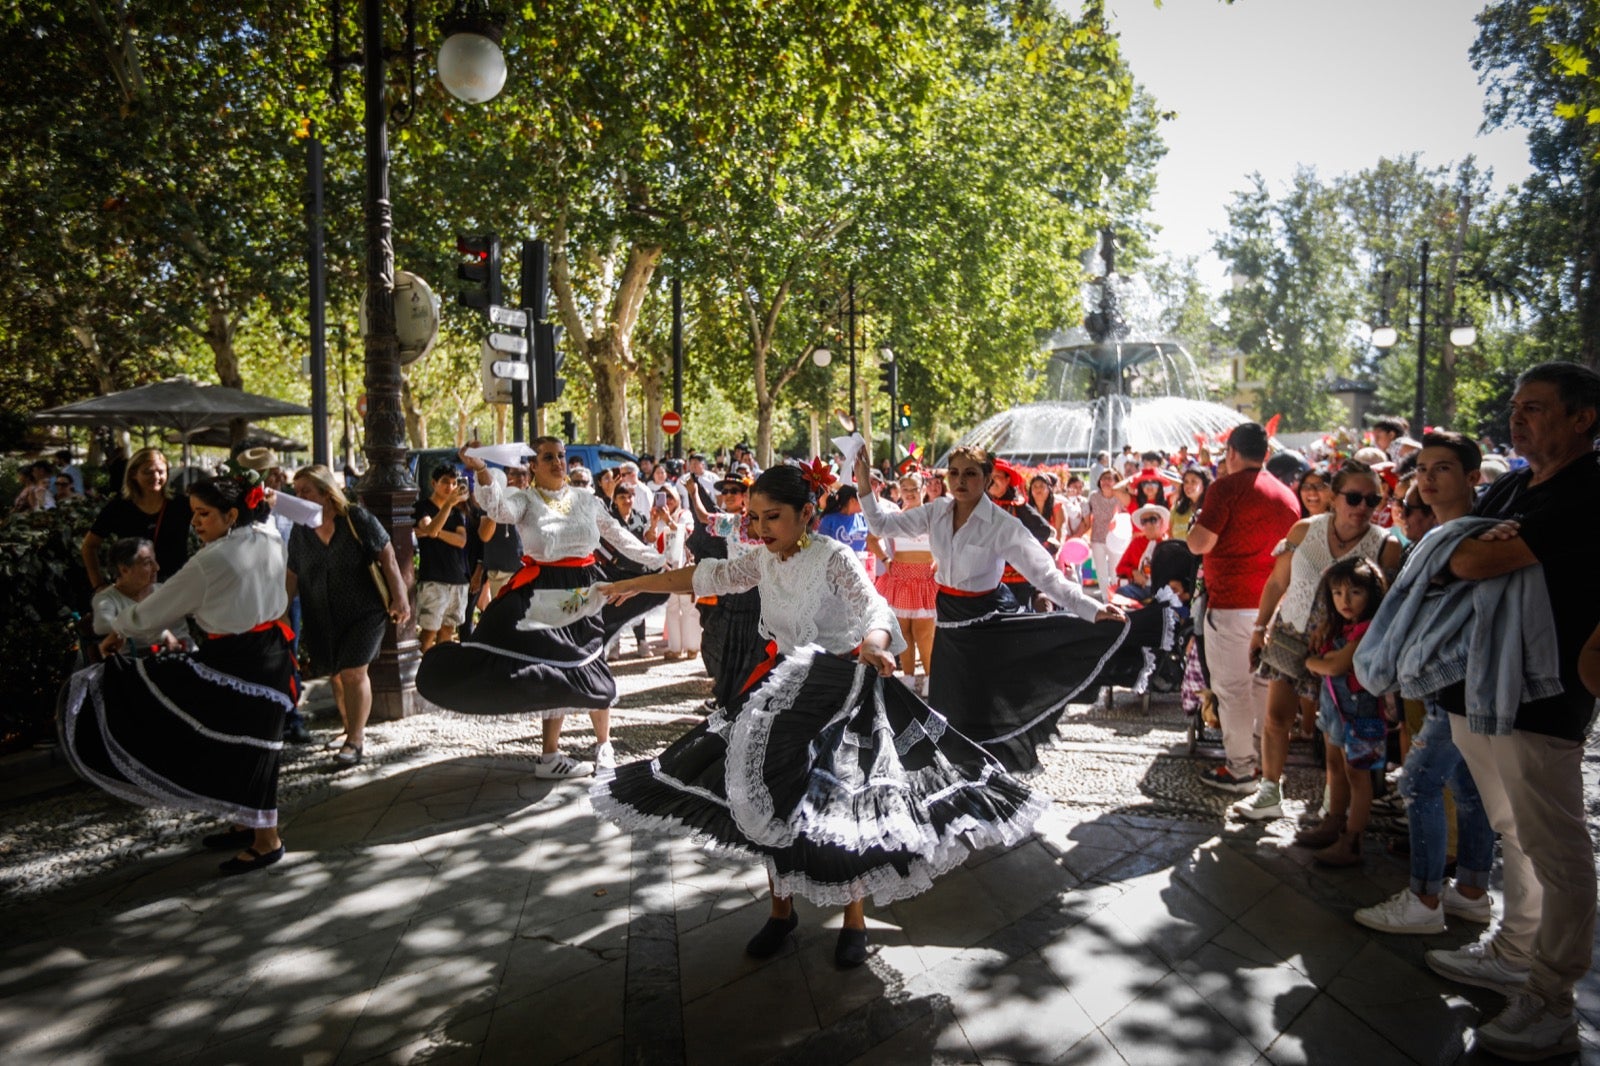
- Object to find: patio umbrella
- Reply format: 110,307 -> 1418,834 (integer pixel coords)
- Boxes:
33,376 -> 312,467
162,423 -> 306,453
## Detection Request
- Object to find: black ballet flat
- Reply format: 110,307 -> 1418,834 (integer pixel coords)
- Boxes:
201,827 -> 255,851
744,913 -> 799,959
835,927 -> 870,969
218,845 -> 285,877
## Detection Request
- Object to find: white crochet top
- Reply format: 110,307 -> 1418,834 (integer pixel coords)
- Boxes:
1275,513 -> 1390,634
692,536 -> 905,657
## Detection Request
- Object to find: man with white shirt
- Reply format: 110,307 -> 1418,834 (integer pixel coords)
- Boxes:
616,461 -> 654,514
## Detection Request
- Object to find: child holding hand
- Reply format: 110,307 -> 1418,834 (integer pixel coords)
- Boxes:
1301,556 -> 1388,867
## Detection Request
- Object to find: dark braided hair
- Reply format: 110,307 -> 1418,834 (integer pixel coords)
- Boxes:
189,473 -> 270,527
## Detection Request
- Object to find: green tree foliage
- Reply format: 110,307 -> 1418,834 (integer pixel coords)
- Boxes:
1213,170 -> 1362,431
1473,0 -> 1600,368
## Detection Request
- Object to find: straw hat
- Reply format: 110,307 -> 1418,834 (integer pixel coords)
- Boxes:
1132,503 -> 1171,529
235,446 -> 277,472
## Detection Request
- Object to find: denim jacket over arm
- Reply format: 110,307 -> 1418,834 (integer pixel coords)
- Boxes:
1352,516 -> 1564,736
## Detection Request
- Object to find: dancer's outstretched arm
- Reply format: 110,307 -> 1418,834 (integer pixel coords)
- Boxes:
602,566 -> 697,603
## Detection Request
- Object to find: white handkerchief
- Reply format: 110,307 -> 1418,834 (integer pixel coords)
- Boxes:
270,491 -> 323,528
466,443 -> 535,468
831,433 -> 866,486
515,585 -> 609,631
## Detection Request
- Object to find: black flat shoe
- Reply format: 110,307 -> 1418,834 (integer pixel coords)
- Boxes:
284,719 -> 314,745
835,927 -> 869,969
201,827 -> 255,851
332,743 -> 363,768
744,913 -> 799,959
218,845 -> 285,877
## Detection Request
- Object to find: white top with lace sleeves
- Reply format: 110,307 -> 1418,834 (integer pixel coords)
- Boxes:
692,536 -> 905,657
478,469 -> 664,568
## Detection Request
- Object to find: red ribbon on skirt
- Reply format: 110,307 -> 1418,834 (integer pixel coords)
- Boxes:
497,554 -> 597,599
936,584 -> 995,598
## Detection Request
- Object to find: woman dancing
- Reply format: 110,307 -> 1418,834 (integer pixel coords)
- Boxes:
858,446 -> 1174,773
60,471 -> 295,876
592,465 -> 1048,968
416,438 -> 665,780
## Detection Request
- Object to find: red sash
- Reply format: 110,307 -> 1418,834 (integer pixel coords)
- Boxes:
936,584 -> 994,598
498,554 -> 597,599
739,640 -> 780,695
206,619 -> 294,643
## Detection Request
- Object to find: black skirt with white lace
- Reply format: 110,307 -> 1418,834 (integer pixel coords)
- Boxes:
59,625 -> 296,829
930,589 -> 1177,774
590,646 -> 1050,907
417,561 -> 657,717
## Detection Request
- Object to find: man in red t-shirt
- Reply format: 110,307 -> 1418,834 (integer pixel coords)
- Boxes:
1185,422 -> 1300,791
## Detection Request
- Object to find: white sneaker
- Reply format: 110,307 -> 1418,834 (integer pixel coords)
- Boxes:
533,752 -> 595,780
1441,881 -> 1494,924
593,740 -> 616,771
1232,779 -> 1283,821
1426,939 -> 1531,992
1354,889 -> 1446,935
1474,992 -> 1580,1061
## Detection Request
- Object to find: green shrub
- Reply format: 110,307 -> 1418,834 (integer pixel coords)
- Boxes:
0,497 -> 99,753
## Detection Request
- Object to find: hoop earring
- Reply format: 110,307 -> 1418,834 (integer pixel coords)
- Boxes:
797,531 -> 811,551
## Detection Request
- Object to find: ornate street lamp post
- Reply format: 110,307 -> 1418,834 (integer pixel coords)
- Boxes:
1369,238 -> 1477,437
348,0 -> 506,718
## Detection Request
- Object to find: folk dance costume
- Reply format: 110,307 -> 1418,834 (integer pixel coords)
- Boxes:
876,528 -> 938,620
696,509 -> 767,708
60,523 -> 295,830
591,536 -> 1048,907
416,470 -> 665,716
862,491 -> 1175,773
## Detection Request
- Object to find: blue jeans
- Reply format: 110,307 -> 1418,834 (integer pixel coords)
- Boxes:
1399,701 -> 1493,896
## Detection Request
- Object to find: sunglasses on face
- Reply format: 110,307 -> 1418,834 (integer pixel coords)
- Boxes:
1340,491 -> 1383,508
1139,515 -> 1163,525
1404,501 -> 1433,516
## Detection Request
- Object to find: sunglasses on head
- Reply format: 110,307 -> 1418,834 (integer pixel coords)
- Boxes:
1340,491 -> 1383,508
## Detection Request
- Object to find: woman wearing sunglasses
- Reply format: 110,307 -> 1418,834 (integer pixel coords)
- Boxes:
1231,461 -> 1403,824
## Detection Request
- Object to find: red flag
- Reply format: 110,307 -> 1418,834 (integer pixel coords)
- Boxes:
1264,413 -> 1282,438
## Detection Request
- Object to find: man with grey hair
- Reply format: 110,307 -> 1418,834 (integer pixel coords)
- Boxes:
616,461 -> 653,514
1416,361 -> 1600,1061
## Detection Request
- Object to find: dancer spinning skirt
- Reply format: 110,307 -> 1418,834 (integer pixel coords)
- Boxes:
861,446 -> 1176,774
417,439 -> 665,779
592,465 -> 1048,969
60,473 -> 296,876
688,474 -> 768,709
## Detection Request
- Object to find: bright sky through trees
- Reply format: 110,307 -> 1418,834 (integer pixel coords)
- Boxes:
1105,0 -> 1533,279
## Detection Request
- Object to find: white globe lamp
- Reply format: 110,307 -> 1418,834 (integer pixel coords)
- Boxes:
438,2 -> 507,104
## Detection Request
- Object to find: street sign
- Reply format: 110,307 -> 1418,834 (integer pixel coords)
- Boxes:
487,332 -> 528,355
491,360 -> 529,380
488,305 -> 528,329
660,410 -> 682,435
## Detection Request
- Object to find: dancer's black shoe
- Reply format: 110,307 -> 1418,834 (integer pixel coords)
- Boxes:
744,913 -> 799,958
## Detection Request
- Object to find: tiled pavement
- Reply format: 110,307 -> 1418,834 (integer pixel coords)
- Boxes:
2,746 -> 1595,1065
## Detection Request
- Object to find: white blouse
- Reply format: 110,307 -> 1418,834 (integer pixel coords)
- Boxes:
691,536 -> 905,657
862,492 -> 1102,622
476,470 -> 666,570
114,524 -> 288,638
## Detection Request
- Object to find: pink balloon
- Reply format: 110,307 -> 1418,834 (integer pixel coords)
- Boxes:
1058,538 -> 1091,566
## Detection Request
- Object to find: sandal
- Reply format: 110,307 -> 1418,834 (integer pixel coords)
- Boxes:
201,827 -> 255,851
322,732 -> 349,752
333,743 -> 363,767
218,844 -> 286,876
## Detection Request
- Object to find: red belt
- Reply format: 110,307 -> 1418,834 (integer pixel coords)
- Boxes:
207,619 -> 294,643
498,554 -> 597,599
936,584 -> 995,598
1000,565 -> 1028,584
737,639 -> 868,697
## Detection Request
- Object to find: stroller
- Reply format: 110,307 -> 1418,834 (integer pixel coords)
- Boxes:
1101,539 -> 1195,712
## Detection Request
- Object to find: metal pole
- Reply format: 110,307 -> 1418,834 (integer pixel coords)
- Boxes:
307,130 -> 330,467
357,0 -> 419,720
671,276 -> 684,459
1414,239 -> 1430,437
847,279 -> 858,424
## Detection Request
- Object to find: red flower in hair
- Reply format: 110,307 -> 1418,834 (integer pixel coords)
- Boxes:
245,485 -> 265,510
799,457 -> 836,495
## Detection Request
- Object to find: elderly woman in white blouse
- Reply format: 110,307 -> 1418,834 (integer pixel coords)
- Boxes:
594,464 -> 1050,971
89,537 -> 190,649
856,444 -> 1175,775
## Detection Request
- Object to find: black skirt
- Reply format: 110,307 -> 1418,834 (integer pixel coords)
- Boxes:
929,588 -> 1176,774
705,588 -> 766,708
416,561 -> 658,717
591,647 -> 1049,907
59,624 -> 296,829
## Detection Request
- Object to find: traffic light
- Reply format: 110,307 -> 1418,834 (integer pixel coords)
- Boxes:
561,410 -> 578,442
534,321 -> 566,407
877,362 -> 898,397
897,402 -> 912,430
456,233 -> 501,312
